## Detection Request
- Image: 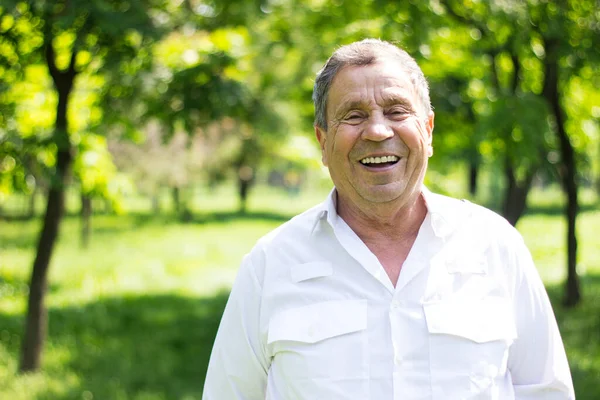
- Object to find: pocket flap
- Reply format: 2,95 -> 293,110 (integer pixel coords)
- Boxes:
423,297 -> 516,343
291,262 -> 333,283
268,299 -> 367,344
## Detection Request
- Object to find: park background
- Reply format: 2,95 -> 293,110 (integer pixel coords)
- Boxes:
1,0 -> 599,398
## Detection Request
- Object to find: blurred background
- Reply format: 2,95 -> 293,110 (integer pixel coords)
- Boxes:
0,0 -> 599,398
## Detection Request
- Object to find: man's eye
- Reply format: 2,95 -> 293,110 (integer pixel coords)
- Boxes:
387,108 -> 410,119
346,114 -> 362,119
340,115 -> 364,126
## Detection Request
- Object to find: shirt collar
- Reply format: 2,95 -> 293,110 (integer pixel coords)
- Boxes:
310,186 -> 464,239
421,186 -> 462,238
310,188 -> 337,236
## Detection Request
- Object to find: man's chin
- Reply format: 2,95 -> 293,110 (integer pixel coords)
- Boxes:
358,184 -> 412,204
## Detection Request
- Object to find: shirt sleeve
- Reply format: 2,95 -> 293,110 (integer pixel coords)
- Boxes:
507,234 -> 575,399
202,254 -> 269,399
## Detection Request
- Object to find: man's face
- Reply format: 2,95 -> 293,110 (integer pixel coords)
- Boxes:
315,59 -> 434,210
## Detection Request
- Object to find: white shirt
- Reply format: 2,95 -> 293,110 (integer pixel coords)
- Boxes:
202,188 -> 574,399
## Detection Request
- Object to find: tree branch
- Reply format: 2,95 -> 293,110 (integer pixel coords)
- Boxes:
489,50 -> 500,91
44,34 -> 59,82
510,53 -> 520,94
67,46 -> 78,78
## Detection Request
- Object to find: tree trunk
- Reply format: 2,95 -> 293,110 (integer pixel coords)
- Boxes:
172,186 -> 180,214
20,38 -> 77,373
237,163 -> 255,214
468,160 -> 478,197
238,177 -> 251,214
102,198 -> 112,214
542,38 -> 580,307
489,48 -> 534,220
27,187 -> 37,219
502,162 -> 535,226
152,193 -> 160,214
80,193 -> 92,249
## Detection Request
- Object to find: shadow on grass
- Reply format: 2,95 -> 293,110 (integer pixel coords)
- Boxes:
0,291 -> 229,400
525,202 -> 600,217
547,274 -> 600,399
467,197 -> 599,219
68,210 -> 293,236
188,210 -> 293,225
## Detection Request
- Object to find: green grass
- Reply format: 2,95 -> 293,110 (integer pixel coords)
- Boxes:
0,184 -> 599,399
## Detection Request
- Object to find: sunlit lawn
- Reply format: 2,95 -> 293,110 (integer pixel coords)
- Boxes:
0,184 -> 599,399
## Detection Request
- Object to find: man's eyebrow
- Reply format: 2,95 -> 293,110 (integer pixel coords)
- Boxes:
381,93 -> 413,108
334,99 -> 369,114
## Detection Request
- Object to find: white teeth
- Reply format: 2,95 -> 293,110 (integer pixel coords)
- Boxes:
360,155 -> 399,165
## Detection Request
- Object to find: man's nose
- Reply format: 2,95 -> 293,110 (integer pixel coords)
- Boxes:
362,114 -> 394,141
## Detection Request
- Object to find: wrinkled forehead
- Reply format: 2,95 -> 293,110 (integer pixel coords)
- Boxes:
327,61 -> 417,112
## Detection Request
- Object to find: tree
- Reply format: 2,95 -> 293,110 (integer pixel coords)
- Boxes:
438,0 -> 600,305
1,0 -> 170,372
108,122 -> 191,214
142,27 -> 285,213
73,133 -> 122,247
530,1 -> 600,305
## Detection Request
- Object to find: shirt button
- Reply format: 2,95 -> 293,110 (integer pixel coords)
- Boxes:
391,300 -> 400,309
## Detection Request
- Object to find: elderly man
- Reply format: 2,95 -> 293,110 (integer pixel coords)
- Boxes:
202,39 -> 574,399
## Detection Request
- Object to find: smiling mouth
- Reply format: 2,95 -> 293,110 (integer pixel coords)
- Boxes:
360,155 -> 400,167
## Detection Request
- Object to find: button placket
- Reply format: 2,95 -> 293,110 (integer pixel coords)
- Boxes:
390,297 -> 402,370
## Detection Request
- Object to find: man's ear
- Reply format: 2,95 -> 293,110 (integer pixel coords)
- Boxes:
425,111 -> 434,157
315,125 -> 328,166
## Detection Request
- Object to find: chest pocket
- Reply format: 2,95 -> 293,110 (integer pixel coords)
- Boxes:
423,297 -> 516,399
267,299 -> 368,382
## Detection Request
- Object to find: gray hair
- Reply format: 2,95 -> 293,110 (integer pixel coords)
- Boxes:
313,39 -> 432,130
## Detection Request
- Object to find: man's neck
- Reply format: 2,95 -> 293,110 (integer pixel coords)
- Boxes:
336,190 -> 428,287
336,190 -> 428,244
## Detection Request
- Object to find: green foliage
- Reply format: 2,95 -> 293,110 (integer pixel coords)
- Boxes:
476,92 -> 553,178
73,133 -> 128,211
435,0 -> 600,179
149,51 -> 254,131
0,0 -> 175,212
2,0 -> 597,208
